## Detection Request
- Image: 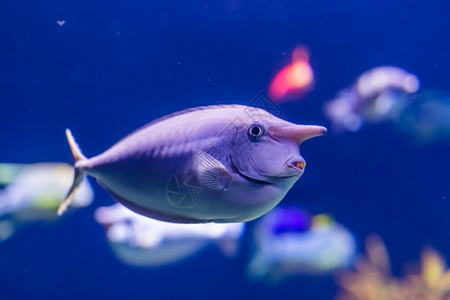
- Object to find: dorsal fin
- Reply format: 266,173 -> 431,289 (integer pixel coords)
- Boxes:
119,104 -> 249,142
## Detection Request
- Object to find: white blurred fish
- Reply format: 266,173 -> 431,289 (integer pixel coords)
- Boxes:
95,204 -> 244,266
59,105 -> 326,223
324,66 -> 420,132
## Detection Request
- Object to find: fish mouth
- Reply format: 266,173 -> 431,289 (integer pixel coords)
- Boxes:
287,158 -> 306,173
291,160 -> 306,171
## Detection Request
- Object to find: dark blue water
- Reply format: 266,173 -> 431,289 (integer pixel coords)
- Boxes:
1,1 -> 450,299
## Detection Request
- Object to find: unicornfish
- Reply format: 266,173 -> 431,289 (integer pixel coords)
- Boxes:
58,105 -> 326,223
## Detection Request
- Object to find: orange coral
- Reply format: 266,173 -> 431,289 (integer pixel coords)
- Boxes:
335,235 -> 450,300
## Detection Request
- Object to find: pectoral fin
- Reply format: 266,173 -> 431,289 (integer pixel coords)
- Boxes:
193,151 -> 232,191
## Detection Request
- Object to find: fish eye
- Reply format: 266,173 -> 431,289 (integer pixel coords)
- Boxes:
248,124 -> 265,140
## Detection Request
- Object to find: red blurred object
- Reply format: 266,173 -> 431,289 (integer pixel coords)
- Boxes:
269,46 -> 314,102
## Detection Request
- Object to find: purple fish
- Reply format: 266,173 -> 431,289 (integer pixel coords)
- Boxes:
59,105 -> 326,223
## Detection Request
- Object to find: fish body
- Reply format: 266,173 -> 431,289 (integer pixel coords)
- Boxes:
60,105 -> 326,223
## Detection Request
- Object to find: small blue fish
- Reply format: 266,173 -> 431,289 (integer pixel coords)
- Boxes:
59,105 -> 326,223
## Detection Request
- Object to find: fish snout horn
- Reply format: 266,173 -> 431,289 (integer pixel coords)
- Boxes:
269,124 -> 327,145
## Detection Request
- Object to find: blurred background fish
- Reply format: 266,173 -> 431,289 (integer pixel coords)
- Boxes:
1,1 -> 450,299
323,66 -> 420,132
0,163 -> 93,241
268,46 -> 315,102
247,207 -> 356,283
95,204 -> 244,266
395,90 -> 450,144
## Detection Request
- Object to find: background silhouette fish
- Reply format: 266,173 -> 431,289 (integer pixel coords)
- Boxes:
59,105 -> 326,223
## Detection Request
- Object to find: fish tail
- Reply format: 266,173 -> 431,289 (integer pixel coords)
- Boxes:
57,129 -> 88,216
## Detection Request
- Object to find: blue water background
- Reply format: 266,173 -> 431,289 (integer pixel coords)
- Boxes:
1,1 -> 450,299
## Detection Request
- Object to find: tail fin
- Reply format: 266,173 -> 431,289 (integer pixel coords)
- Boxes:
57,129 -> 88,216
